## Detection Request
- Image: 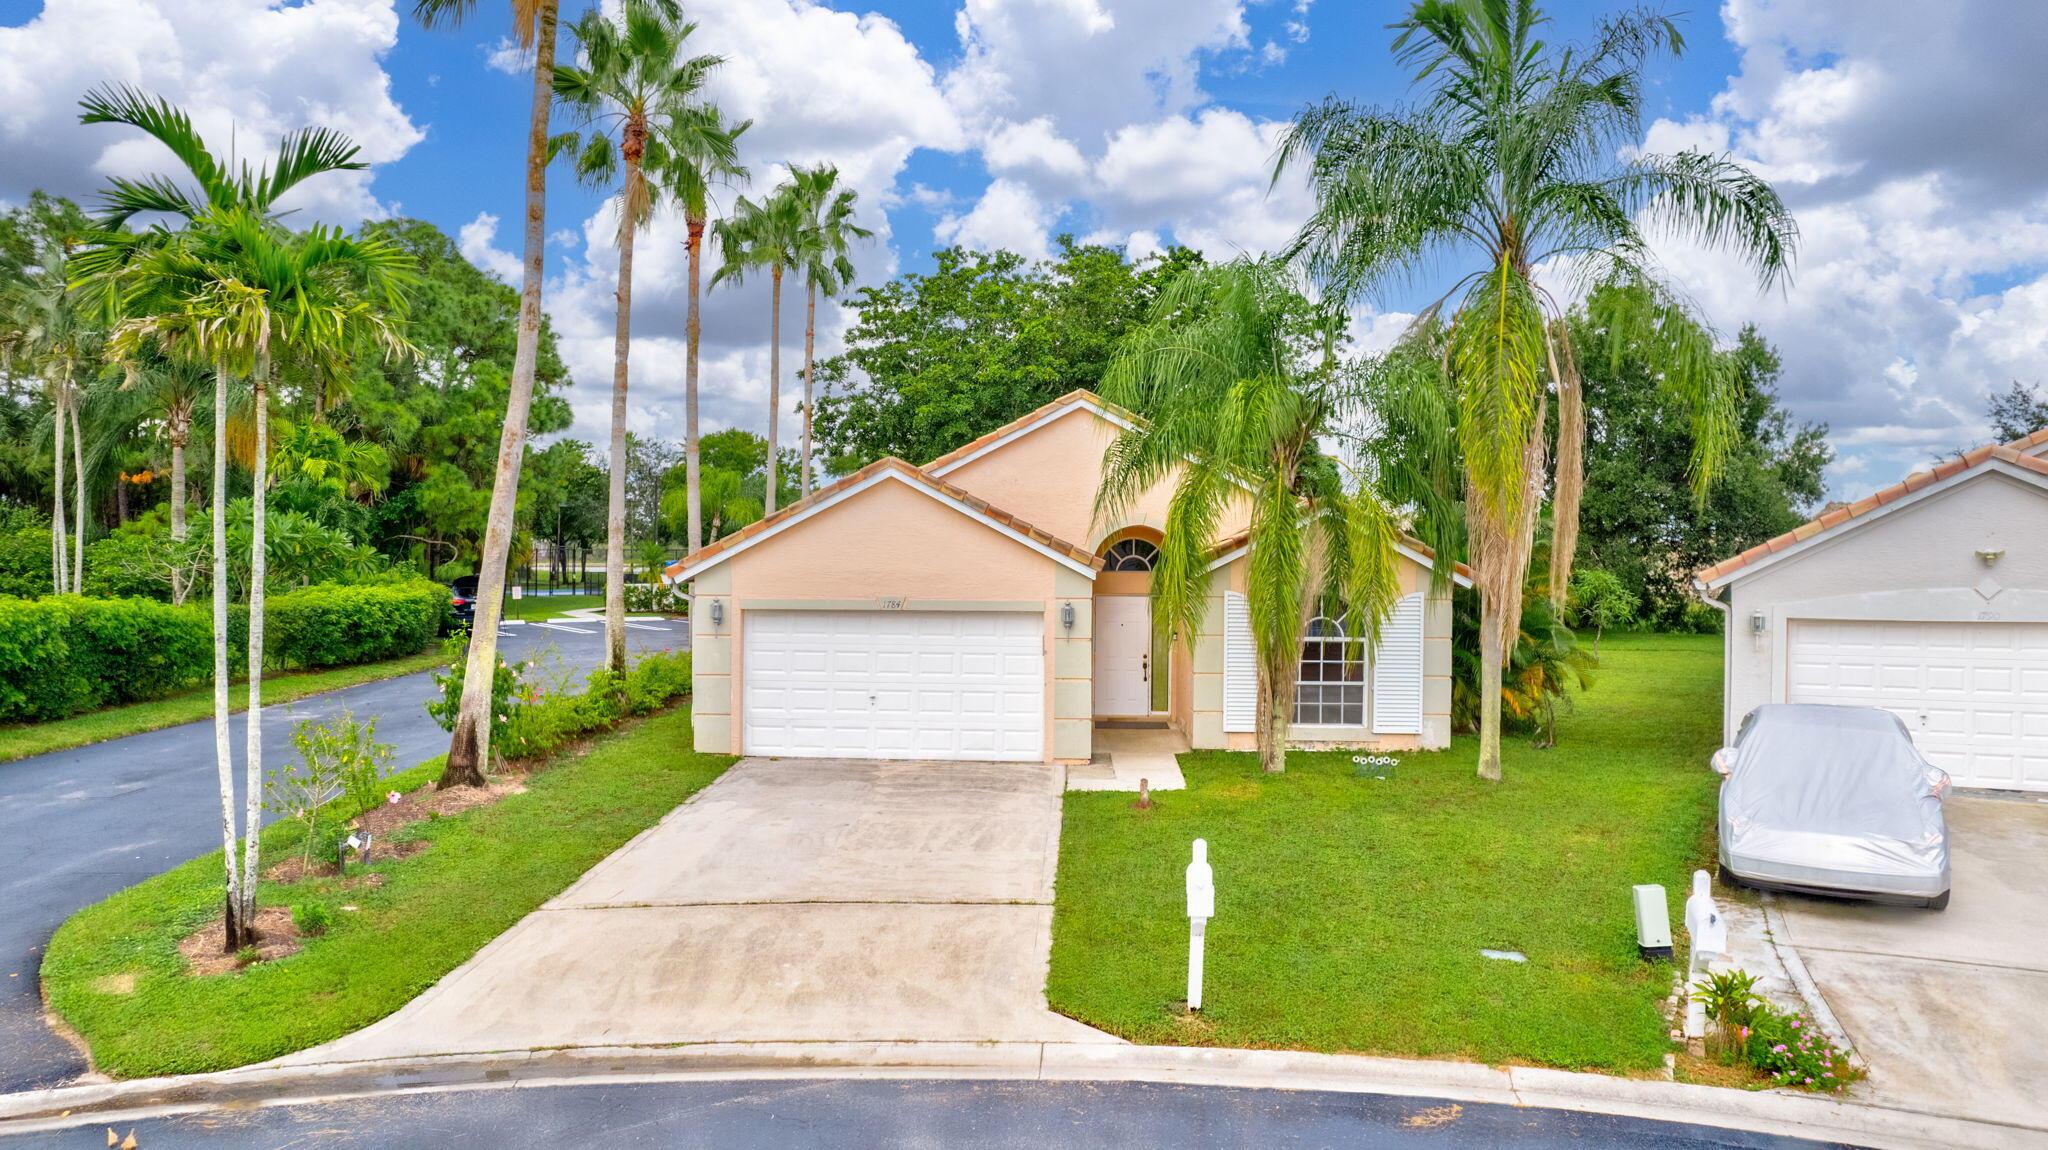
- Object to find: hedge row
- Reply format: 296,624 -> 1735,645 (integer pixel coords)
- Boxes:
0,582 -> 452,722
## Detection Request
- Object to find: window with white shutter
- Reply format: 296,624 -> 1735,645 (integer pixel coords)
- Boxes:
1371,592 -> 1425,734
1223,590 -> 1256,732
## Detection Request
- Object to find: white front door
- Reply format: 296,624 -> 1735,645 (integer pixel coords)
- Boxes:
743,610 -> 1045,762
1093,596 -> 1153,715
1787,619 -> 2048,791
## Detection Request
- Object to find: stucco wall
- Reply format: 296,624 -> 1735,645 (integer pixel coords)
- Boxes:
1187,551 -> 1454,753
688,475 -> 1089,762
937,406 -> 1252,551
1720,470 -> 2048,742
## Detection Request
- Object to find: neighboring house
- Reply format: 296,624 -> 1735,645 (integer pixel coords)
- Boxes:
1694,428 -> 2048,791
666,389 -> 1470,765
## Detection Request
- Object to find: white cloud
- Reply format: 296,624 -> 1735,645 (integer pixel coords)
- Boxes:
1639,0 -> 2048,498
0,0 -> 422,223
933,178 -> 1060,261
482,37 -> 530,76
983,116 -> 1090,185
458,212 -> 523,284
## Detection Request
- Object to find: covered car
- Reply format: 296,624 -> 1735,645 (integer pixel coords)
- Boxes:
1715,703 -> 1951,909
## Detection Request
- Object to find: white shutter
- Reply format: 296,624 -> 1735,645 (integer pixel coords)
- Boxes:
1223,590 -> 1256,732
1371,593 -> 1425,734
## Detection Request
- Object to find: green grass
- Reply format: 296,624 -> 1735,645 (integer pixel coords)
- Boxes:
504,593 -> 602,620
42,706 -> 735,1077
0,649 -> 449,765
1048,632 -> 1722,1074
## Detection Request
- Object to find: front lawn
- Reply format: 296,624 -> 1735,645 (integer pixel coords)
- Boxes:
1049,631 -> 1721,1073
504,593 -> 602,620
42,706 -> 734,1077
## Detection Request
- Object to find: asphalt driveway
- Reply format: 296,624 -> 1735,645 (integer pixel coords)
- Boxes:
1773,793 -> 2048,1130
0,618 -> 687,1095
274,757 -> 1116,1064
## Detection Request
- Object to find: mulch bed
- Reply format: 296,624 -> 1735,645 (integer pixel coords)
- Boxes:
178,905 -> 301,976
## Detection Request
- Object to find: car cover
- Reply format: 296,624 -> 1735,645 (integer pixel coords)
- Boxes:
1719,704 -> 1949,898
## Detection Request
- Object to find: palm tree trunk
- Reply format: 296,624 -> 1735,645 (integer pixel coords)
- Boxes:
239,344 -> 271,936
765,265 -> 782,516
603,173 -> 639,678
1475,606 -> 1505,781
684,214 -> 706,555
800,278 -> 817,499
50,386 -> 68,594
170,421 -> 189,605
1547,326 -> 1584,607
71,394 -> 86,592
211,361 -> 244,950
444,0 -> 560,789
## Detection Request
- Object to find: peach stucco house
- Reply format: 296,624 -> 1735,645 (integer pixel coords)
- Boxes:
666,390 -> 1470,765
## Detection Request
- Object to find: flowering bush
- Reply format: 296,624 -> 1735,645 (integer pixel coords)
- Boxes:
1694,968 -> 1862,1092
424,633 -> 534,745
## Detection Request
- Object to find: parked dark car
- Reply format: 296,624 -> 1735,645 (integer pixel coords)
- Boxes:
447,575 -> 480,630
1714,703 -> 1952,909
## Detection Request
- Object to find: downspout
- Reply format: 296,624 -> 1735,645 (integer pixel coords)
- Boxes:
1692,577 -> 1733,745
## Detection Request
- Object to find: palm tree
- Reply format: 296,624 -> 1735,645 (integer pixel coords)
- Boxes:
1096,259 -> 1404,773
1273,0 -> 1794,781
408,0 -> 563,787
553,0 -> 724,676
108,351 -> 211,601
788,165 -> 870,498
651,107 -> 748,556
0,252 -> 96,592
711,185 -> 806,516
78,88 -> 410,948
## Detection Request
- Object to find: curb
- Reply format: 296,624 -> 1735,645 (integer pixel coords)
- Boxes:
0,1040 -> 2036,1148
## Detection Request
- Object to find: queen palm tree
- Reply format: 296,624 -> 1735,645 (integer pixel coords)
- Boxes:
553,0 -> 724,676
1097,259 -> 1404,774
407,0 -> 563,787
711,185 -> 806,516
1273,0 -> 1795,781
788,165 -> 870,498
651,107 -> 748,556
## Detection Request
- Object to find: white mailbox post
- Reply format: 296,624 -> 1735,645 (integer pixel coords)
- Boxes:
1186,838 -> 1215,1011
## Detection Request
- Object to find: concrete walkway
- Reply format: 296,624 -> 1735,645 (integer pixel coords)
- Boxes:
275,758 -> 1116,1064
1065,727 -> 1188,792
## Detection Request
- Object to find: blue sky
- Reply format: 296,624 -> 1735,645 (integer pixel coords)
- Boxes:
6,0 -> 2048,501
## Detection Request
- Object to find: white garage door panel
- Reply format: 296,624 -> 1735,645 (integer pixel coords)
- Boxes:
744,610 -> 1044,762
1788,619 -> 2048,791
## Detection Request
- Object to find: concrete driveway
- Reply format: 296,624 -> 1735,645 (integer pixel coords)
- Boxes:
278,758 -> 1115,1065
1773,793 -> 2048,1130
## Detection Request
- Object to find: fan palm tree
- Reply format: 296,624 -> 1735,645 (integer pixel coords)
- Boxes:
553,0 -> 724,676
711,185 -> 806,516
1096,259 -> 1404,773
1273,0 -> 1795,781
407,0 -> 563,787
788,165 -> 870,498
651,106 -> 748,556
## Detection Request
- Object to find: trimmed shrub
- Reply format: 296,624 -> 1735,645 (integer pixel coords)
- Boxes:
0,596 -> 212,721
265,581 -> 451,669
0,506 -> 54,599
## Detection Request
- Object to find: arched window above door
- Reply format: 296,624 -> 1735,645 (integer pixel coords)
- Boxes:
1101,538 -> 1159,571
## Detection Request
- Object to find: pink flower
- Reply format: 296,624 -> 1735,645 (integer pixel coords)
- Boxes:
386,791 -> 401,804
1790,1019 -> 1801,1028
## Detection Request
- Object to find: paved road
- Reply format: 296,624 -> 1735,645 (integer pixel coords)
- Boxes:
0,1080 -> 1855,1148
0,617 -> 689,1095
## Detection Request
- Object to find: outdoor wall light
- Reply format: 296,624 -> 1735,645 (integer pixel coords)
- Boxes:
1061,601 -> 1076,632
709,599 -> 725,626
1748,610 -> 1766,635
1977,548 -> 2006,567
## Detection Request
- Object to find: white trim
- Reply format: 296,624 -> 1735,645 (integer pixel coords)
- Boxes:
669,468 -> 1101,584
1699,460 -> 2048,591
1222,590 -> 1256,733
1203,540 -> 1474,589
928,402 -> 1134,477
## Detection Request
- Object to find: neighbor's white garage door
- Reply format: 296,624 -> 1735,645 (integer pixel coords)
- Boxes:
1788,619 -> 2048,791
743,610 -> 1044,762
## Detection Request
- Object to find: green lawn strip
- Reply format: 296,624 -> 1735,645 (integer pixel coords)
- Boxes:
0,648 -> 449,765
504,593 -> 602,620
1049,632 -> 1722,1074
41,706 -> 734,1078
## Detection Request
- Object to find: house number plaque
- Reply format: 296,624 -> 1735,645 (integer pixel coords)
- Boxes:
878,596 -> 906,610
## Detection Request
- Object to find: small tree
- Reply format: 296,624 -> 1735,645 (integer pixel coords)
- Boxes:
1568,567 -> 1637,655
273,709 -> 395,870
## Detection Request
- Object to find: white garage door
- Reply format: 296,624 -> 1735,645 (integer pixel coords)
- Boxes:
743,610 -> 1045,762
1788,619 -> 2048,791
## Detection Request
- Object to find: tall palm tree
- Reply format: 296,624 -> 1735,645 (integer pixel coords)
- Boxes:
711,185 -> 806,516
1274,0 -> 1794,781
408,0 -> 563,788
1096,259 -> 1404,774
78,88 -> 410,948
788,165 -> 869,498
553,0 -> 724,676
651,107 -> 748,556
0,252 -> 96,592
108,350 -> 211,601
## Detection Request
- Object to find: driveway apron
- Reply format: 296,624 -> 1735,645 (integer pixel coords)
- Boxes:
276,758 -> 1116,1064
1773,794 -> 2048,1131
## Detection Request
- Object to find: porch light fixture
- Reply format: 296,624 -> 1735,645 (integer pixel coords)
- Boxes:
1061,601 -> 1075,632
1977,548 -> 2006,566
1748,611 -> 1766,635
709,599 -> 725,626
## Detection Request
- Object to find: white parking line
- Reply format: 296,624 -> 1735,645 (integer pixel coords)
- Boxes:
531,622 -> 596,634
